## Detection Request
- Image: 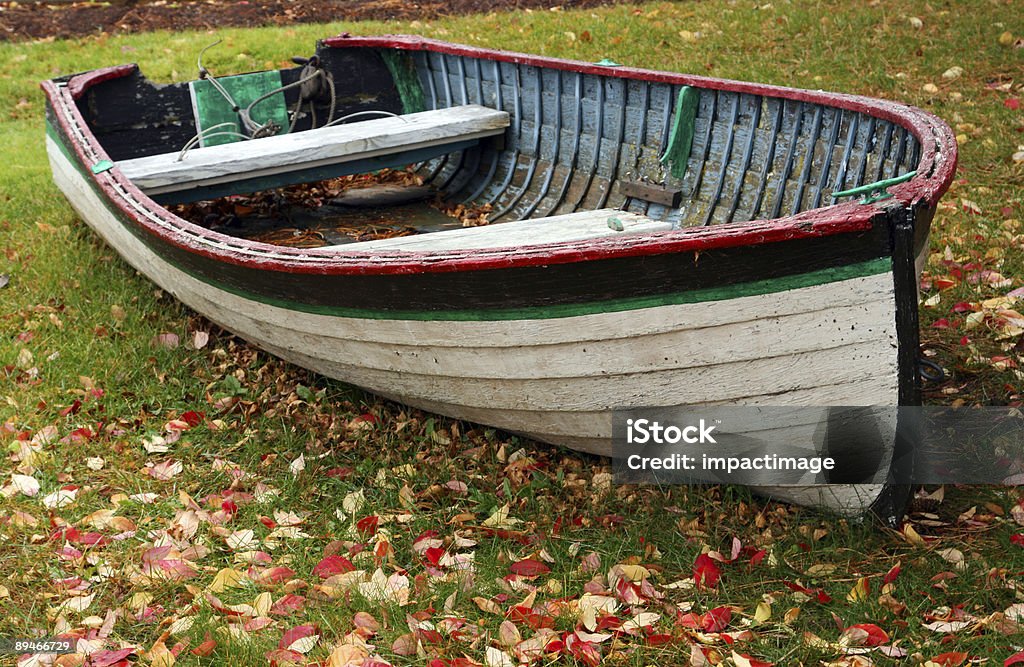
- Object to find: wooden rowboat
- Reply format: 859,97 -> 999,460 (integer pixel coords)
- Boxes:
42,35 -> 956,522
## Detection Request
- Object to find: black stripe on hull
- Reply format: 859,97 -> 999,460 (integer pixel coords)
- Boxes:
108,200 -> 893,314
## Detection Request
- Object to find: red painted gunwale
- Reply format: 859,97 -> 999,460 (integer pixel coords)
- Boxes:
43,35 -> 957,278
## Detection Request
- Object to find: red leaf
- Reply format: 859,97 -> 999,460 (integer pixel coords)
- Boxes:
1012,534 -> 1024,547
848,623 -> 889,647
693,553 -> 722,589
1005,98 -> 1021,110
270,594 -> 306,616
312,555 -> 355,578
566,634 -> 601,667
884,564 -> 901,584
510,558 -> 551,577
356,515 -> 379,536
424,547 -> 445,566
702,606 -> 732,632
190,633 -> 216,657
278,624 -> 317,651
783,580 -> 832,603
181,410 -> 204,427
250,566 -> 295,585
1007,651 -> 1024,666
932,653 -> 969,666
646,633 -> 673,645
59,400 -> 82,417
65,527 -> 109,547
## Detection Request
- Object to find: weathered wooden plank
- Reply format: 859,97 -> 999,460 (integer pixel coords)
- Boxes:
211,298 -> 898,381
395,377 -> 898,443
117,105 -> 509,195
276,338 -> 897,413
328,209 -> 672,252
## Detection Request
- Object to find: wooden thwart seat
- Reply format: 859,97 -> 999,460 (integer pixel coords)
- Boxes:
333,209 -> 674,253
116,105 -> 510,202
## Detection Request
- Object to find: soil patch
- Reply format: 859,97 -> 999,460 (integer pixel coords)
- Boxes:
1,0 -> 624,41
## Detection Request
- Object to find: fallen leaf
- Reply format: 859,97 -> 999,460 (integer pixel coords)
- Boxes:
226,529 -> 257,551
483,504 -> 522,529
313,555 -> 355,578
59,593 -> 95,613
210,567 -> 245,592
11,473 -> 40,497
923,620 -> 972,633
42,487 -> 78,509
510,559 -> 550,577
148,460 -> 183,481
846,577 -> 870,602
279,624 -> 319,654
485,646 -> 516,667
473,596 -> 504,615
732,652 -> 773,667
152,332 -> 180,349
693,553 -> 721,589
702,606 -> 732,632
192,330 -> 210,349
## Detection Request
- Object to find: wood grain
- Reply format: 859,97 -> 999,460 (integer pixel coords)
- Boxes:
117,105 -> 509,195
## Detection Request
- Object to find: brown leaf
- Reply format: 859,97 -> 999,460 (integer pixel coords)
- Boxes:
391,633 -> 418,656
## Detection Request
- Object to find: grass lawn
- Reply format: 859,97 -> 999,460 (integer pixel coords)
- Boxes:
2,1 -> 1024,665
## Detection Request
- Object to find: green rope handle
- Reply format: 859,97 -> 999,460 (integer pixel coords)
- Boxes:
833,170 -> 917,204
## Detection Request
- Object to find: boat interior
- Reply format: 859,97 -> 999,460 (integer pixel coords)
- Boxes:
69,40 -> 924,250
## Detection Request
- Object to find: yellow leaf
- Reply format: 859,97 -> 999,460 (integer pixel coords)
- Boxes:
209,567 -> 245,593
805,564 -> 837,577
902,523 -> 927,547
483,504 -> 521,529
328,642 -> 369,667
148,641 -> 176,667
615,564 -> 650,582
399,484 -> 416,510
472,596 -> 504,615
754,601 -> 771,623
252,592 -> 273,616
846,577 -> 870,602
